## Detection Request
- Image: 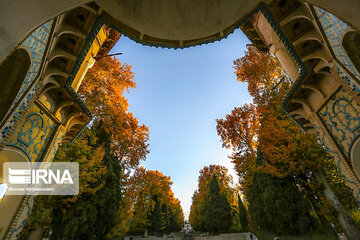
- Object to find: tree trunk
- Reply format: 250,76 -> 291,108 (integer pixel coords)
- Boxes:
314,170 -> 360,240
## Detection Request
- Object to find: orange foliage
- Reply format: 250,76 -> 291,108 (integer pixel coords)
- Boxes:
233,46 -> 283,104
189,165 -> 235,230
258,101 -> 325,177
216,104 -> 259,192
128,167 -> 184,232
81,57 -> 149,169
219,46 -> 328,189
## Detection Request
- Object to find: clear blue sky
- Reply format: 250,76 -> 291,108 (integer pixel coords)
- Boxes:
110,29 -> 251,218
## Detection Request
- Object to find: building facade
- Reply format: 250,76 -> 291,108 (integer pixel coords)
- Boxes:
0,5 -> 120,239
241,0 -> 360,202
0,0 -> 359,239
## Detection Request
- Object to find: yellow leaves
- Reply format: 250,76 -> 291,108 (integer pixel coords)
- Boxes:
53,137 -> 108,204
233,46 -> 283,104
127,167 -> 184,230
80,56 -> 149,169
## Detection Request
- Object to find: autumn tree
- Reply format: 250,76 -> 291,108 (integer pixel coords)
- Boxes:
189,165 -> 235,232
50,126 -> 123,239
219,46 -> 360,236
233,45 -> 283,105
80,56 -> 149,170
128,167 -> 184,235
20,56 -> 150,239
20,125 -> 122,240
216,104 -> 259,193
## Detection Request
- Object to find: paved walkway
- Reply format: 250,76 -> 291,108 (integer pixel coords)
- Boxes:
195,233 -> 258,240
125,233 -> 258,240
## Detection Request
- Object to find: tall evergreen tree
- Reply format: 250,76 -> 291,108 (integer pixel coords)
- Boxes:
49,125 -> 123,240
237,194 -> 248,229
203,175 -> 233,234
247,171 -> 316,234
149,195 -> 165,233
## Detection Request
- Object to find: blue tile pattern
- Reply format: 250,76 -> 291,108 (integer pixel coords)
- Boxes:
335,64 -> 360,94
314,7 -> 360,83
319,88 -> 360,160
0,21 -> 53,143
14,21 -> 53,104
312,121 -> 360,201
6,105 -> 57,162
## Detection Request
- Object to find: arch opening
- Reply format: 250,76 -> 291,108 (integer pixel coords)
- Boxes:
351,137 -> 360,179
342,31 -> 360,74
0,48 -> 31,123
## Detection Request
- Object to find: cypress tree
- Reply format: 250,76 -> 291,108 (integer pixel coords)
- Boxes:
247,171 -> 316,234
203,174 -> 233,234
149,195 -> 165,233
161,203 -> 170,233
50,125 -> 122,240
237,194 -> 248,229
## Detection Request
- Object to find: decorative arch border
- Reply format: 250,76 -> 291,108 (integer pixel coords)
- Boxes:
340,27 -> 356,45
1,146 -> 31,163
350,135 -> 360,180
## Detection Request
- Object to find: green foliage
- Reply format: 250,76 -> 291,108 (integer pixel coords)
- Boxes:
226,46 -> 360,236
237,195 -> 248,229
50,125 -> 122,239
190,165 -> 236,232
350,209 -> 360,229
323,157 -> 359,212
149,195 -> 165,233
128,167 -> 184,235
247,171 -> 317,234
19,124 -> 122,240
203,175 -> 233,234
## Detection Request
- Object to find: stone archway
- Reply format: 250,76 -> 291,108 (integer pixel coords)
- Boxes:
0,48 -> 31,124
342,31 -> 360,74
1,0 -> 360,63
351,137 -> 360,180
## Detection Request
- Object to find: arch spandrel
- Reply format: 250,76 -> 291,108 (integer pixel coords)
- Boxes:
96,0 -> 260,47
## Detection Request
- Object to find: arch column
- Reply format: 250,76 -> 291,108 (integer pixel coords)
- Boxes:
269,40 -> 300,80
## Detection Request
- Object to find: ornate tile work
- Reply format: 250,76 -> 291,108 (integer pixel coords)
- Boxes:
6,105 -> 57,162
319,88 -> 360,159
45,128 -> 65,162
0,84 -> 39,143
312,121 -> 360,201
0,20 -> 53,143
335,64 -> 360,95
314,7 -> 360,82
13,20 -> 53,105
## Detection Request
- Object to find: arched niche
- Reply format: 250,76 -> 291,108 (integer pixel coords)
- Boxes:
0,147 -> 30,183
342,31 -> 360,74
0,48 -> 31,123
351,137 -> 360,180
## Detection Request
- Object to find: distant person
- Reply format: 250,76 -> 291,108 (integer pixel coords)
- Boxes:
171,232 -> 174,238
